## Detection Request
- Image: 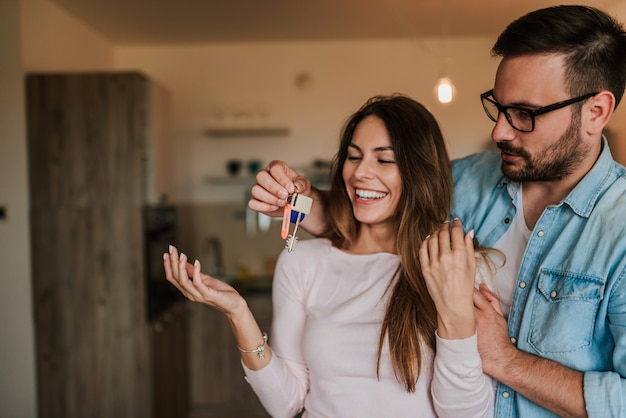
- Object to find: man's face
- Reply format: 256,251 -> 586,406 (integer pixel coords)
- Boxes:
490,54 -> 592,182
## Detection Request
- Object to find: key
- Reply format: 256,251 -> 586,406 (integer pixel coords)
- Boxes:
281,193 -> 313,252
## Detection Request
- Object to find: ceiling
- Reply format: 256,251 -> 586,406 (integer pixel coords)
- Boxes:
49,0 -> 610,45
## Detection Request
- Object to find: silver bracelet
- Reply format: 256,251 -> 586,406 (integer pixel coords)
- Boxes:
237,332 -> 268,360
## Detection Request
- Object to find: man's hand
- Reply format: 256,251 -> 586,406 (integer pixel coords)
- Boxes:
473,284 -> 587,417
473,283 -> 512,376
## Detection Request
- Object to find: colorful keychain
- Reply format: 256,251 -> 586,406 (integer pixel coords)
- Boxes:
281,193 -> 312,252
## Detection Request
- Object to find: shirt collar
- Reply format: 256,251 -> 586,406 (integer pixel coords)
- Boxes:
563,136 -> 618,217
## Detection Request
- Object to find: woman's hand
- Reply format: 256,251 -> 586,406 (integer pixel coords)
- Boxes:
419,219 -> 477,339
164,245 -> 272,369
248,160 -> 329,236
163,245 -> 247,317
248,160 -> 312,217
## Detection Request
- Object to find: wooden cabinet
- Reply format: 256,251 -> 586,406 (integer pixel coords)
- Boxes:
26,72 -> 183,418
151,301 -> 189,418
187,293 -> 272,418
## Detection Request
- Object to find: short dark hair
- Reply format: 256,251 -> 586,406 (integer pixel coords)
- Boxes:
492,5 -> 626,108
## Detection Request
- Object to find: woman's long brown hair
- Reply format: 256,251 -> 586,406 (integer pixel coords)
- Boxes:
321,94 -> 452,392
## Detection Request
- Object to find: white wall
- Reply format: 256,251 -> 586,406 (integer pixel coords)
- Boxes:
0,1 -> 116,416
115,38 -> 500,203
0,1 -> 36,417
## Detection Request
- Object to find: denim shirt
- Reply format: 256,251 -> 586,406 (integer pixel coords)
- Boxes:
451,140 -> 626,418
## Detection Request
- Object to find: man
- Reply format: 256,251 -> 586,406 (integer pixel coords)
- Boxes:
249,6 -> 626,417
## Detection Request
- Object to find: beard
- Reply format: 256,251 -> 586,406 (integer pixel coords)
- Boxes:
497,111 -> 591,182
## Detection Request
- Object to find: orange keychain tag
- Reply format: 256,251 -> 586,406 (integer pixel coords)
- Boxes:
281,203 -> 292,239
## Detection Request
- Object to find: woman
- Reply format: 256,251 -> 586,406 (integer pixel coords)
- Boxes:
165,94 -> 493,417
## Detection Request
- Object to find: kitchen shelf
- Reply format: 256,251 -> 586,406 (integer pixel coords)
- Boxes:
205,167 -> 330,189
204,127 -> 289,138
205,176 -> 254,185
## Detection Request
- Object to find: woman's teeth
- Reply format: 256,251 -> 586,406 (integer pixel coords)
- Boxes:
356,189 -> 387,199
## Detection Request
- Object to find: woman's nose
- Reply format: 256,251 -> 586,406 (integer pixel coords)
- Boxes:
354,160 -> 374,179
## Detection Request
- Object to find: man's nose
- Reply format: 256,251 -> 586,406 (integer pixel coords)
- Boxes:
491,112 -> 516,143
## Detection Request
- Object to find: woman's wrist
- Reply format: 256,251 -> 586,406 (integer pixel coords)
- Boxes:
223,293 -> 251,320
237,332 -> 269,359
436,314 -> 476,340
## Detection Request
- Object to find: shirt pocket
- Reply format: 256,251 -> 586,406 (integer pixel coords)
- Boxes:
528,269 -> 604,354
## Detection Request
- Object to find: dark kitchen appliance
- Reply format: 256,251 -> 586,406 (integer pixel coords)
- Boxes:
143,205 -> 182,321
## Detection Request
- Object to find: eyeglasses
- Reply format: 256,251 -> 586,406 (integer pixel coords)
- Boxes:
480,89 -> 598,132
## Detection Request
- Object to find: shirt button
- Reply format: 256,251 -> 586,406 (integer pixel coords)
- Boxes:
519,281 -> 526,289
537,230 -> 545,237
502,391 -> 510,399
504,218 -> 511,224
510,337 -> 517,345
550,290 -> 557,298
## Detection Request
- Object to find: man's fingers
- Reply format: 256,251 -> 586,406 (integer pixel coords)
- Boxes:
479,282 -> 498,300
475,284 -> 504,315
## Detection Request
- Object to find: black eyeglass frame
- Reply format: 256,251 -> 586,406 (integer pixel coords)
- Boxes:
480,89 -> 599,132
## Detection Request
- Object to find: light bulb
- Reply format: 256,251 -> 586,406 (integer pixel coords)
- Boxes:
435,77 -> 455,104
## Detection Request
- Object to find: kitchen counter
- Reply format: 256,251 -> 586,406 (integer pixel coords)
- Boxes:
230,277 -> 273,294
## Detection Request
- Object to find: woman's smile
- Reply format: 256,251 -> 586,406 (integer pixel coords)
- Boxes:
355,188 -> 388,201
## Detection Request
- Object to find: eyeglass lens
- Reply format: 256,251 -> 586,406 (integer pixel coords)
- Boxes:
482,97 -> 534,132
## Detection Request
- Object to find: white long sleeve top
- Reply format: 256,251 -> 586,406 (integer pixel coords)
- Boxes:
243,238 -> 494,418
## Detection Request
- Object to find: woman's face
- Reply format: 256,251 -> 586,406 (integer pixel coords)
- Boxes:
342,115 -> 402,228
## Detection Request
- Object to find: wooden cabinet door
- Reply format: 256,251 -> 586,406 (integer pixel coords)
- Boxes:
27,73 -> 151,418
151,302 -> 189,418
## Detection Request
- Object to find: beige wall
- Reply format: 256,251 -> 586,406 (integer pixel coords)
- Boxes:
112,23 -> 626,203
114,38 -> 500,204
21,0 -> 115,71
610,0 -> 626,163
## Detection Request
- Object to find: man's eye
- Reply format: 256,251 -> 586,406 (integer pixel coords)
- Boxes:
509,108 -> 533,121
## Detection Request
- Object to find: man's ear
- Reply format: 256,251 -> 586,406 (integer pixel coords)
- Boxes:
585,91 -> 615,135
